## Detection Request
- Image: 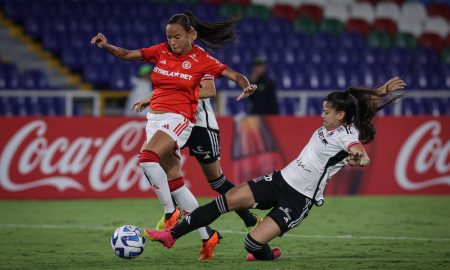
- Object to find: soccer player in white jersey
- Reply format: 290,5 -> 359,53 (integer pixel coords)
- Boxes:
143,77 -> 406,261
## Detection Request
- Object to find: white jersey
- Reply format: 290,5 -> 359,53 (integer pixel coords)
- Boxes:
195,74 -> 219,130
281,124 -> 360,206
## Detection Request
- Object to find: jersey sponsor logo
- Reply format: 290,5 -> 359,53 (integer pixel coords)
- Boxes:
162,124 -> 169,129
153,66 -> 192,80
317,127 -> 328,145
159,59 -> 167,65
252,173 -> 273,183
182,61 -> 191,69
295,158 -> 311,173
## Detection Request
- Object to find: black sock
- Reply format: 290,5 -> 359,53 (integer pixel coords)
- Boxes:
244,234 -> 274,260
208,175 -> 257,227
170,195 -> 229,239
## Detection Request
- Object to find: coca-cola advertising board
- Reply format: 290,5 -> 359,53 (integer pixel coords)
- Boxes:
0,116 -> 448,199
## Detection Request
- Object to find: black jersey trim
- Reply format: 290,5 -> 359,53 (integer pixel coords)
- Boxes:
312,150 -> 349,205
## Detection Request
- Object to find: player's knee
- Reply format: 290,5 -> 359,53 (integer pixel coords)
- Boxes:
138,149 -> 160,164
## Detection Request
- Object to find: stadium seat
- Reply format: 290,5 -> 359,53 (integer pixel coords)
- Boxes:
319,18 -> 344,35
398,18 -> 423,37
265,17 -> 291,34
349,2 -> 375,23
401,98 -> 422,116
345,18 -> 370,37
272,4 -> 297,21
400,1 -> 427,23
220,3 -> 244,17
419,33 -> 443,52
339,32 -> 365,49
313,32 -> 339,50
245,4 -> 271,20
427,3 -> 450,21
442,48 -> 450,64
372,18 -> 397,38
415,48 -> 439,68
292,17 -> 317,34
366,31 -> 391,49
278,97 -> 299,115
423,17 -> 449,37
20,70 -> 49,90
0,63 -> 20,89
296,4 -> 323,22
324,3 -> 349,22
421,97 -> 449,116
393,32 -> 417,49
306,97 -> 323,115
375,2 -> 401,22
192,4 -> 219,21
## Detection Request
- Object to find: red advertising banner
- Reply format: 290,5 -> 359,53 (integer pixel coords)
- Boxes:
0,116 -> 448,199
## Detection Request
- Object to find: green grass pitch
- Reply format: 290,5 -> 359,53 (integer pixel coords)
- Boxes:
0,196 -> 449,270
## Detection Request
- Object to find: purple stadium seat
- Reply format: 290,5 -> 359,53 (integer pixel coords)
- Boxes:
401,98 -> 422,116
421,98 -> 448,116
279,97 -> 299,115
339,32 -> 365,49
306,97 -> 323,115
20,70 -> 49,90
0,63 -> 20,89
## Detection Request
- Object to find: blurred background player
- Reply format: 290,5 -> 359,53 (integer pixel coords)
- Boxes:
124,64 -> 153,117
144,77 -> 406,261
91,11 -> 257,260
248,56 -> 278,115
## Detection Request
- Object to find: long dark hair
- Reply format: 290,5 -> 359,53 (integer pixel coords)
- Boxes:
167,11 -> 239,50
325,87 -> 404,144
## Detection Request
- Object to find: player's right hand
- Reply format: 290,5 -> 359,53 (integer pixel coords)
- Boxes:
132,98 -> 150,113
90,33 -> 107,48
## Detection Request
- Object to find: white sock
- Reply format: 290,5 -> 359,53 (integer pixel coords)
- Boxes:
140,162 -> 175,214
172,185 -> 210,240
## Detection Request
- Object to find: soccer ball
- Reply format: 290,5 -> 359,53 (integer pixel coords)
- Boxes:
111,225 -> 146,259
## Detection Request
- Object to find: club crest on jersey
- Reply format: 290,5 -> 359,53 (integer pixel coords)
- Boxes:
182,61 -> 191,69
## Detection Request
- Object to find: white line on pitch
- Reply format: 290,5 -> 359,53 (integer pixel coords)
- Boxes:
1,223 -> 449,242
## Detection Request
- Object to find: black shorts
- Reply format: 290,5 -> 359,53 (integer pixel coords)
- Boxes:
183,126 -> 220,164
247,171 -> 313,235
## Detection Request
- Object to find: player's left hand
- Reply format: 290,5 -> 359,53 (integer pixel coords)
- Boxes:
377,76 -> 406,94
236,84 -> 257,101
346,152 -> 364,167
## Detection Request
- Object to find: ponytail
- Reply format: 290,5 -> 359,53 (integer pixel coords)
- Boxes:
167,11 -> 239,50
325,87 -> 404,144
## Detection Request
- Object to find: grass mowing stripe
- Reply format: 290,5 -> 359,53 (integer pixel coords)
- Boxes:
2,223 -> 449,242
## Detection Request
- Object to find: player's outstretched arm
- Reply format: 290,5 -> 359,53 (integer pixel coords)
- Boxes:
221,67 -> 257,101
90,32 -> 143,61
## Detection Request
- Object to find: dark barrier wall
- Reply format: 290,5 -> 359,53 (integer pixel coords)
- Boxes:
0,116 -> 448,199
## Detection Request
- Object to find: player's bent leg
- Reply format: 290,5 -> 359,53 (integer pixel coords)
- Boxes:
245,217 -> 282,261
200,161 -> 260,229
224,182 -> 256,211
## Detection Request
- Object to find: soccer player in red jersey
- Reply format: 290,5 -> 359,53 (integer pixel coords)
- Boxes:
143,77 -> 406,261
91,12 -> 256,259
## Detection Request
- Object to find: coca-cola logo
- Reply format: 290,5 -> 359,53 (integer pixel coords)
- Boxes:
395,120 -> 450,190
0,120 -> 152,192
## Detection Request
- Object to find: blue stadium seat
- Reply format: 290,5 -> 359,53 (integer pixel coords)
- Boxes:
306,97 -> 323,115
286,33 -> 312,50
0,63 -> 20,89
83,64 -> 109,86
339,32 -> 365,49
279,97 -> 299,115
401,98 -> 422,115
362,48 -> 387,67
421,97 -> 448,116
266,18 -> 291,34
192,4 -> 219,21
20,70 -> 49,89
226,96 -> 249,115
414,48 -> 439,68
313,33 -> 338,50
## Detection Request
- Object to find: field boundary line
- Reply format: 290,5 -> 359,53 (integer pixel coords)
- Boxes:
2,223 -> 449,242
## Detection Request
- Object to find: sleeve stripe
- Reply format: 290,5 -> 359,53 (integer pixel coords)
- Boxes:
201,74 -> 214,81
347,141 -> 361,151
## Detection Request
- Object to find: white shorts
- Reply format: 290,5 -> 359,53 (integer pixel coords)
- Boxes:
145,112 -> 194,153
